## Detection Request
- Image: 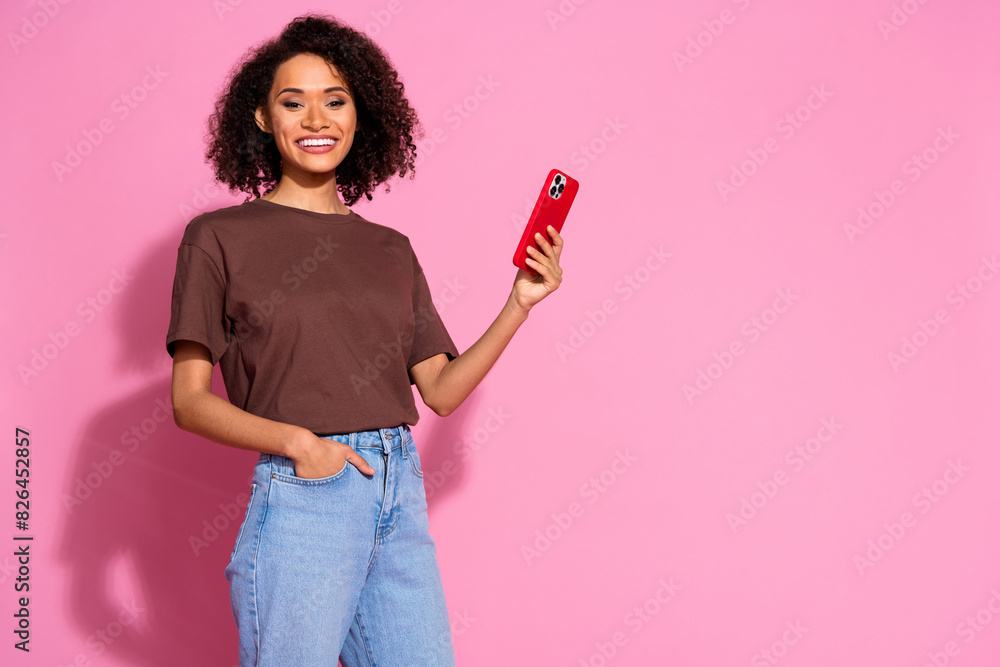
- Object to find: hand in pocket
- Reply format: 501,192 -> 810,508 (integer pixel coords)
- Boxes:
293,433 -> 375,479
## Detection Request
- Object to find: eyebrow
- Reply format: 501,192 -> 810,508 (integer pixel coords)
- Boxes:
276,86 -> 350,96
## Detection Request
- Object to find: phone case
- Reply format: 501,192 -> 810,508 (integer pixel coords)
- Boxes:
513,168 -> 579,274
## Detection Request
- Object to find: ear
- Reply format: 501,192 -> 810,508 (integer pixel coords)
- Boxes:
254,105 -> 271,133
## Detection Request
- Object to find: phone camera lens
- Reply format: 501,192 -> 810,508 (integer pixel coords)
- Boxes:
557,183 -> 565,193
549,186 -> 557,196
555,175 -> 563,184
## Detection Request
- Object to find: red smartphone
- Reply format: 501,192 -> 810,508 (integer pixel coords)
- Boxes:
513,168 -> 579,274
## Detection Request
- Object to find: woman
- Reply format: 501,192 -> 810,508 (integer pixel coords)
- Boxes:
166,13 -> 563,666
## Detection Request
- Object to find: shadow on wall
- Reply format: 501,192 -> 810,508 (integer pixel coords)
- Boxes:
54,227 -> 477,666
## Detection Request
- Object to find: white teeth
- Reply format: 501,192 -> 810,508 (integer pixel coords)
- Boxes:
298,138 -> 336,146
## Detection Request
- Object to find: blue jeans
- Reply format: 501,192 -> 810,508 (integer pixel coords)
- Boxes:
224,423 -> 456,666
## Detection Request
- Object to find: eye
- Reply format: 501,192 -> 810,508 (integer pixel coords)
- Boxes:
281,100 -> 346,109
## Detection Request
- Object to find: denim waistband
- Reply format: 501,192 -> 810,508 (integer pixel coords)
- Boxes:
312,422 -> 411,454
255,425 -> 412,471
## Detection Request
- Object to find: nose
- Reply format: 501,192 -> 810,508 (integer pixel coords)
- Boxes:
304,104 -> 326,129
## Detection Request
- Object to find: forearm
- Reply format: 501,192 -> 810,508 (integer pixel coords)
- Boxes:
433,290 -> 530,415
173,389 -> 310,459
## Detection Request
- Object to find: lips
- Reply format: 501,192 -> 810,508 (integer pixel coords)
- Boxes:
295,136 -> 339,154
295,135 -> 338,146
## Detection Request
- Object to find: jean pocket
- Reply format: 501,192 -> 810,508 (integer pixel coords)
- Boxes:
229,482 -> 257,563
406,443 -> 424,478
272,457 -> 352,486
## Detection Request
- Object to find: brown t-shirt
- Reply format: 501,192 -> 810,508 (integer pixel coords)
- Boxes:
165,197 -> 460,434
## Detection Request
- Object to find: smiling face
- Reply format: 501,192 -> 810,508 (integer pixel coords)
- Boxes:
254,52 -> 359,181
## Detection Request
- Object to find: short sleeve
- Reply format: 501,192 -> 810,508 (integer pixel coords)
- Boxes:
165,228 -> 231,366
406,251 -> 460,381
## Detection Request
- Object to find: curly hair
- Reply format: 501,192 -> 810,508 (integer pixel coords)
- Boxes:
204,13 -> 424,206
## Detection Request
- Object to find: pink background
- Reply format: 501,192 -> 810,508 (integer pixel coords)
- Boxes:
2,0 -> 999,665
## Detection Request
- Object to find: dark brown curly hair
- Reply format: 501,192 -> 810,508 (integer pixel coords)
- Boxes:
205,12 -> 424,206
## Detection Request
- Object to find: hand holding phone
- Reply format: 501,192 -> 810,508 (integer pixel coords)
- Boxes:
513,169 -> 579,275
